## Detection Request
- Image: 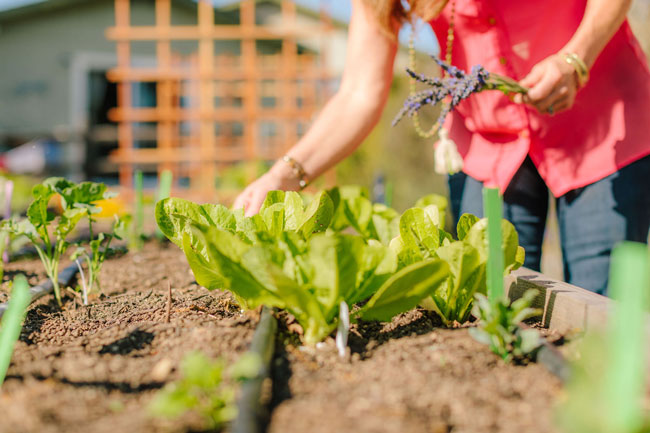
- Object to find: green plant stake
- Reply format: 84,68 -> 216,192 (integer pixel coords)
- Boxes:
605,242 -> 649,433
385,180 -> 394,208
0,275 -> 30,387
155,170 -> 173,240
483,188 -> 504,301
133,170 -> 144,249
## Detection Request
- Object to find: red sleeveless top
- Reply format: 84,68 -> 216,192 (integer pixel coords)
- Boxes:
430,0 -> 650,196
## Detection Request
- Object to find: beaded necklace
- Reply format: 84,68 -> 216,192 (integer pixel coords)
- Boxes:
408,0 -> 456,139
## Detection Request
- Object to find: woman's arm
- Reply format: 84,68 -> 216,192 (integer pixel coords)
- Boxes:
233,0 -> 398,215
516,0 -> 632,114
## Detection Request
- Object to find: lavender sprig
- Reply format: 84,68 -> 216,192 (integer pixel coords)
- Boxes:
393,56 -> 528,128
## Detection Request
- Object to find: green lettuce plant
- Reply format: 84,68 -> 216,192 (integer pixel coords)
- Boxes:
156,188 -> 524,343
4,178 -> 114,306
469,289 -> 542,362
394,211 -> 524,325
156,191 -> 450,344
327,185 -> 399,244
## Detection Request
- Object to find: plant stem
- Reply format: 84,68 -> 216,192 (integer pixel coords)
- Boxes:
75,259 -> 88,306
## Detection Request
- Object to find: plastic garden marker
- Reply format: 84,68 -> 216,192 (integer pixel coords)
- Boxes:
604,242 -> 649,433
134,170 -> 144,249
3,180 -> 13,263
0,275 -> 30,387
483,187 -> 504,301
336,301 -> 349,358
385,180 -> 394,208
155,170 -> 173,240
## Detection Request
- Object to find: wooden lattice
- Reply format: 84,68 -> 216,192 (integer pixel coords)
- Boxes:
106,0 -> 334,200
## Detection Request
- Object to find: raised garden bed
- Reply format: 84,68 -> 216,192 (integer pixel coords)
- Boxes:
0,181 -> 635,433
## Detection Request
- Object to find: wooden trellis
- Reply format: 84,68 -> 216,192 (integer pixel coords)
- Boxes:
106,0 -> 334,200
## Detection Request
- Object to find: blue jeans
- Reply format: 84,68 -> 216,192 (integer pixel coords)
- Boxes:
448,155 -> 650,295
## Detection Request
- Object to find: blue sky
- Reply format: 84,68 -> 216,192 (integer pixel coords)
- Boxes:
0,0 -> 439,53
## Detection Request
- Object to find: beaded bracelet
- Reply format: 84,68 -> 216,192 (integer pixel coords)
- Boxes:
281,155 -> 308,189
563,53 -> 589,88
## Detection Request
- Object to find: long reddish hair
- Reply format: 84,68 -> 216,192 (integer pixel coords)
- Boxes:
363,0 -> 448,37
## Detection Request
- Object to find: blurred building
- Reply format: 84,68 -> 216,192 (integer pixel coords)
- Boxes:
0,0 -> 348,194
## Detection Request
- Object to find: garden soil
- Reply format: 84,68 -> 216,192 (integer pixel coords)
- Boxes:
2,242 -> 563,433
0,242 -> 257,433
269,309 -> 562,433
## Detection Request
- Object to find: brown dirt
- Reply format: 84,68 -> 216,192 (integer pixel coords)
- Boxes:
269,309 -> 562,433
2,243 -> 563,433
0,242 -> 257,433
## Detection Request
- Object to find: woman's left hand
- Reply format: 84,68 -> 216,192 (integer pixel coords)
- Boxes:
514,54 -> 579,115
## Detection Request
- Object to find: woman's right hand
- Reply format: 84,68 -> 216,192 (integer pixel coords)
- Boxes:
232,163 -> 301,216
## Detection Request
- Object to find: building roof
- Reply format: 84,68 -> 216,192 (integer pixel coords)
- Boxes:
0,0 -> 347,28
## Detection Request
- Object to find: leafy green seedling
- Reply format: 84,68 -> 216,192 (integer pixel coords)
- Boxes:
483,187 -> 504,301
0,275 -> 31,387
419,214 -> 524,325
156,188 -> 524,344
469,289 -> 542,363
4,178 -> 111,305
71,215 -> 125,304
155,170 -> 173,240
556,242 -> 650,433
149,351 -> 261,430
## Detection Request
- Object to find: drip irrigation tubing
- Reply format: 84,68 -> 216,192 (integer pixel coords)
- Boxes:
0,262 -> 80,319
232,307 -> 278,433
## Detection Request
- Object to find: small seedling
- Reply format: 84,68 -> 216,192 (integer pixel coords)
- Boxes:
71,215 -> 126,304
4,178 -> 111,306
469,289 -> 542,363
0,275 -> 31,387
149,351 -> 261,429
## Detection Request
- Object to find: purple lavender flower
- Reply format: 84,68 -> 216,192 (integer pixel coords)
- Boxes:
393,57 -> 525,128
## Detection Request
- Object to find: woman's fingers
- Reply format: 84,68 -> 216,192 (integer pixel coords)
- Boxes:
232,188 -> 252,211
534,84 -> 570,114
245,188 -> 268,217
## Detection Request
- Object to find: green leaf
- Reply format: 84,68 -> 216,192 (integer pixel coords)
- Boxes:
261,203 -> 285,238
465,218 -> 523,276
397,207 -> 440,265
432,240 -> 486,324
155,197 -> 236,247
260,190 -> 285,212
457,213 -> 480,240
56,208 -> 86,238
415,194 -> 448,227
298,191 -> 334,239
305,234 -> 363,320
342,196 -> 373,237
351,240 -> 398,304
359,259 -> 449,322
240,246 -> 332,344
283,191 -> 305,231
60,181 -> 108,207
186,225 -> 280,310
230,352 -> 263,381
26,195 -> 54,228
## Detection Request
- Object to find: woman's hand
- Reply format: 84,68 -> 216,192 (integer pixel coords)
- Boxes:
232,162 -> 302,216
515,54 -> 579,115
